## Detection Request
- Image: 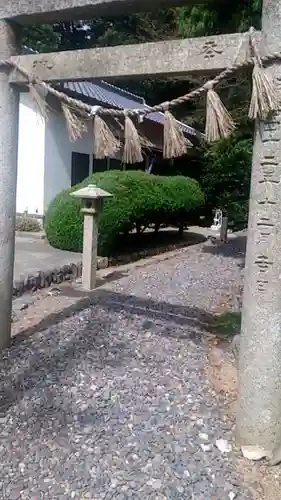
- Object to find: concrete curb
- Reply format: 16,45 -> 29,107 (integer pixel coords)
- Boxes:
16,231 -> 45,240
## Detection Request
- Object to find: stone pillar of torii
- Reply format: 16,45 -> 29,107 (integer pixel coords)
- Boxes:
1,0 -> 281,461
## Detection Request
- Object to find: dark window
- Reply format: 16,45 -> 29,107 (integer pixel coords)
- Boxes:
108,158 -> 122,170
71,152 -> 90,186
93,158 -> 108,172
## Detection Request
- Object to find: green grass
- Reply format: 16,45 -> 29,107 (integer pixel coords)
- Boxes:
212,311 -> 241,338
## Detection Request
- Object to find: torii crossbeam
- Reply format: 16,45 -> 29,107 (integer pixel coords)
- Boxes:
10,33 -> 255,82
1,0 -> 281,461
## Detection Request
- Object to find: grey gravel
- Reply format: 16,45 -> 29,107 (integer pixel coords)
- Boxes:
0,240 -> 250,499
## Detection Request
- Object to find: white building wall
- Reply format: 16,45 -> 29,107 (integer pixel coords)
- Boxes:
17,92 -> 46,215
16,91 -> 95,215
44,111 -> 94,212
16,94 -> 163,216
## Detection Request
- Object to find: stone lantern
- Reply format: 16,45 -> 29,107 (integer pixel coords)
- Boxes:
70,184 -> 113,290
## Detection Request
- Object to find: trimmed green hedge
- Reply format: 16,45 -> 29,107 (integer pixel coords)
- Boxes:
45,170 -> 204,256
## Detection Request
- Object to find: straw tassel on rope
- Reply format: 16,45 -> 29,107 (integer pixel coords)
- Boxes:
163,109 -> 192,159
248,59 -> 278,120
204,81 -> 235,142
248,26 -> 279,121
28,81 -> 49,121
92,106 -> 121,159
123,113 -> 143,164
62,103 -> 87,142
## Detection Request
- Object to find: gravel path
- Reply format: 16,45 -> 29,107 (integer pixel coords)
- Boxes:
0,240 -> 249,500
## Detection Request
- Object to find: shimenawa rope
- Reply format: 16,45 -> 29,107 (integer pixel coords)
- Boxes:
0,27 -> 278,161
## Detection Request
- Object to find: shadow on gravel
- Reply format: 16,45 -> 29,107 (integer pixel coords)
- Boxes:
1,290 -> 214,417
12,287 -> 214,345
92,290 -> 213,342
202,236 -> 246,268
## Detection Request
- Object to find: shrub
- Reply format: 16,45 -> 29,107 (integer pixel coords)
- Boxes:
45,170 -> 204,256
16,216 -> 42,232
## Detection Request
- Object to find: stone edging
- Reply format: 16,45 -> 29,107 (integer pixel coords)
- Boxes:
13,257 -> 108,297
108,239 -> 195,266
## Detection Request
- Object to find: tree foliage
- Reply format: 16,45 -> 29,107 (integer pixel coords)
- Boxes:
23,1 -> 262,52
178,0 -> 261,38
22,25 -> 60,52
198,121 -> 252,229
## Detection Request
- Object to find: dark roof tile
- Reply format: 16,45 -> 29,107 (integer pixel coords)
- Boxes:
62,80 -> 198,137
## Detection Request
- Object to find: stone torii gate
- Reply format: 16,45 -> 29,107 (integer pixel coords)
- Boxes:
1,0 -> 281,459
